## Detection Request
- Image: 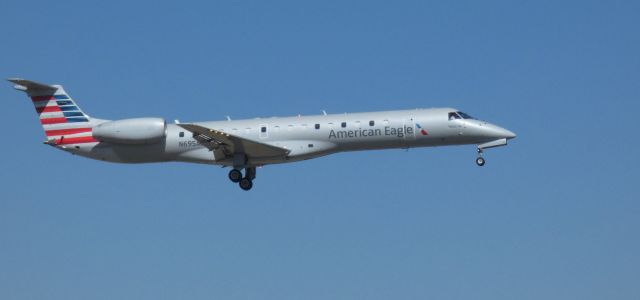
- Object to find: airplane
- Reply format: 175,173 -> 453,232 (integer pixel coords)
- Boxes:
8,78 -> 516,191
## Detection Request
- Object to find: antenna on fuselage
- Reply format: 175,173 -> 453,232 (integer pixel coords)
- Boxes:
322,110 -> 327,115
226,116 -> 231,121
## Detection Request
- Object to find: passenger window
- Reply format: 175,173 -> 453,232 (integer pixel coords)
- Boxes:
315,124 -> 320,129
179,131 -> 184,138
369,120 -> 375,126
341,122 -> 347,128
261,126 -> 267,133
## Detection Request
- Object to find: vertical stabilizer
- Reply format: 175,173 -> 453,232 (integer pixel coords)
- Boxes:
8,78 -> 97,145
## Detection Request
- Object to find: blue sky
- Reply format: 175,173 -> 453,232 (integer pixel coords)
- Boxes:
1,0 -> 638,299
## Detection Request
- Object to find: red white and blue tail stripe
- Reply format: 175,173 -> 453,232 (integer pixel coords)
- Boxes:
9,78 -> 98,145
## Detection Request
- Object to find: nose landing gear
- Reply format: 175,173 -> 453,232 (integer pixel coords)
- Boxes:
475,138 -> 511,166
228,167 -> 256,191
476,148 -> 486,166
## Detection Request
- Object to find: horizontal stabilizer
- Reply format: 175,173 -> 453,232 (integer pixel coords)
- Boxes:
7,78 -> 57,93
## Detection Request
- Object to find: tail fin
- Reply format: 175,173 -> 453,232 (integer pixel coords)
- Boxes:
9,78 -> 97,145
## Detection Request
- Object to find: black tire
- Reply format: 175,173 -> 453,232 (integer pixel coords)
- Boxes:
476,157 -> 485,166
228,169 -> 242,183
239,178 -> 253,191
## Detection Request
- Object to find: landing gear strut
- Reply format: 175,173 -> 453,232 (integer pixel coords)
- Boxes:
230,167 -> 257,191
476,148 -> 486,166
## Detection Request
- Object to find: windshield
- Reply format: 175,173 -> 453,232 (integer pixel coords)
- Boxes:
456,111 -> 475,119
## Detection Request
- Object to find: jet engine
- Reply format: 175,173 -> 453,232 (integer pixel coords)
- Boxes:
93,118 -> 166,144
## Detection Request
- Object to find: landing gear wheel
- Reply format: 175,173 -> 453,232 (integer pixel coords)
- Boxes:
239,178 -> 253,191
228,169 -> 242,183
476,157 -> 486,166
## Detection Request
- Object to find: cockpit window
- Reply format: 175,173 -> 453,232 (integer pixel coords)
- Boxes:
448,112 -> 462,120
457,111 -> 475,119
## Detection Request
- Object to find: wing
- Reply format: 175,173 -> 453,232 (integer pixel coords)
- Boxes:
177,123 -> 289,161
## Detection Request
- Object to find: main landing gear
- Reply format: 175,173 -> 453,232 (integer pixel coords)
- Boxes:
228,167 -> 256,191
228,169 -> 242,182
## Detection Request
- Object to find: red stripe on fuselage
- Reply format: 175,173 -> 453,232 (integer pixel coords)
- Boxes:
55,136 -> 98,145
36,106 -> 61,113
40,117 -> 67,124
45,128 -> 92,136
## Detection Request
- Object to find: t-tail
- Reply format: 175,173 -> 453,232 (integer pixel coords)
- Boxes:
8,78 -> 99,146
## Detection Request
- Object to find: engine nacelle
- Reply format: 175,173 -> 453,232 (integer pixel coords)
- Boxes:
93,118 -> 166,145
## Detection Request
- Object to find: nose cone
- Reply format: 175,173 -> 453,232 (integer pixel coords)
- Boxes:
501,128 -> 517,140
484,124 -> 516,140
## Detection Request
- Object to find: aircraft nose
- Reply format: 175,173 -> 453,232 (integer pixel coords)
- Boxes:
502,128 -> 516,139
485,124 -> 516,140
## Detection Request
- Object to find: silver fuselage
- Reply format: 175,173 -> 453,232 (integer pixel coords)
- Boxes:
59,107 -> 515,167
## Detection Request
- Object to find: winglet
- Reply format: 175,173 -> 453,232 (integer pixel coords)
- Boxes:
7,78 -> 57,93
